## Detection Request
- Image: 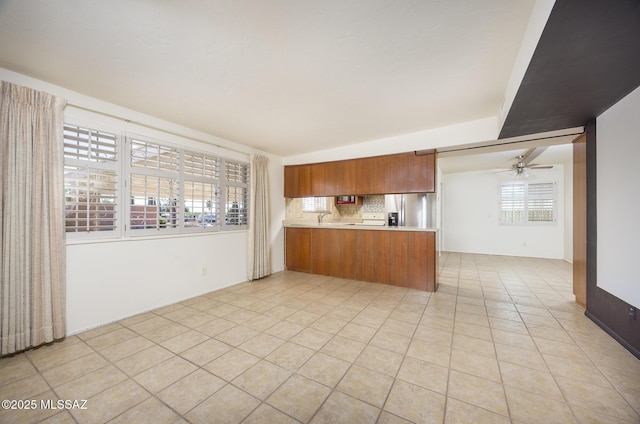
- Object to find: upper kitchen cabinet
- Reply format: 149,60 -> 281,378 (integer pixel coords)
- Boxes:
405,151 -> 435,193
310,162 -> 325,195
283,164 -> 310,198
284,150 -> 435,197
288,160 -> 356,197
324,159 -> 356,196
355,151 -> 435,194
355,156 -> 377,194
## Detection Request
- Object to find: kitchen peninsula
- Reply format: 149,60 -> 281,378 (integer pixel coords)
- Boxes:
284,150 -> 438,292
284,223 -> 437,291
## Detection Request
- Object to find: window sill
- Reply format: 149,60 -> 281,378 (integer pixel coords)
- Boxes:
65,229 -> 248,246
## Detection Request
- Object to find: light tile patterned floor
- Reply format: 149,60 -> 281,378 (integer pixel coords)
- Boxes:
1,252 -> 639,423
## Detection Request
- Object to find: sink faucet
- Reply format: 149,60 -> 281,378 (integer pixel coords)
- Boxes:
318,212 -> 330,224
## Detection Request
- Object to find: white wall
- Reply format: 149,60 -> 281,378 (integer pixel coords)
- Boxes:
597,85 -> 640,308
283,117 -> 499,165
1,68 -> 286,334
441,167 -> 565,259
66,233 -> 247,333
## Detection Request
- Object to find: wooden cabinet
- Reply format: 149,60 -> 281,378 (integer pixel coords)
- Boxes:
284,165 -> 310,198
308,160 -> 356,197
350,151 -> 436,196
573,134 -> 587,307
324,160 -> 356,196
310,163 -> 325,195
388,154 -> 409,194
285,228 -> 312,273
284,151 -> 435,197
406,152 -> 435,193
355,230 -> 375,282
312,229 -> 356,279
285,227 -> 436,291
355,156 -> 377,195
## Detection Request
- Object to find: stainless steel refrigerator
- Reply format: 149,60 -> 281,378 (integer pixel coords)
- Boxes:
385,193 -> 434,229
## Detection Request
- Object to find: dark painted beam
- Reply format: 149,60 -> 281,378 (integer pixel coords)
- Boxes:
500,0 -> 640,138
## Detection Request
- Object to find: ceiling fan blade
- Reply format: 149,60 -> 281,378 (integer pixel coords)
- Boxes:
522,146 -> 547,165
530,165 -> 553,169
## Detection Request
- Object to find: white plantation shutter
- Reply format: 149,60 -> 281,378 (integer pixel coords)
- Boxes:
499,181 -> 556,225
224,160 -> 249,227
63,125 -> 119,235
129,138 -> 179,232
527,182 -> 556,222
183,151 -> 220,230
499,183 -> 526,224
64,121 -> 250,238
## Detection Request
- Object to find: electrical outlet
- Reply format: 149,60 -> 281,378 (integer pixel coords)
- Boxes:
629,306 -> 637,320
201,267 -> 207,276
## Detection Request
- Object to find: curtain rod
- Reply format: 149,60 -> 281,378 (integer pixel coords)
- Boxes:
66,102 -> 251,157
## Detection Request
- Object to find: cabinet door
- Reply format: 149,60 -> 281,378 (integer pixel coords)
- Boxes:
355,230 -> 375,282
338,229 -> 357,280
372,153 -> 408,194
318,160 -> 357,196
406,231 -> 436,291
323,161 -> 341,196
312,228 -> 341,276
405,153 -> 435,193
339,159 -> 357,195
386,154 -> 409,194
388,231 -> 409,286
356,156 -> 377,195
372,231 -> 392,284
284,165 -> 311,197
285,228 -> 311,273
310,163 -> 326,196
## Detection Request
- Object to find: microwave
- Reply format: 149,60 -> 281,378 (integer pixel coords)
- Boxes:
336,195 -> 359,205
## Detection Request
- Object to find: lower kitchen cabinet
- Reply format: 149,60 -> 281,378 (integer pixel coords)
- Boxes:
285,227 -> 436,291
285,228 -> 312,273
311,229 -> 357,279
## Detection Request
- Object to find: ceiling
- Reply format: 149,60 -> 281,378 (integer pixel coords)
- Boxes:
438,142 -> 573,174
0,0 -> 535,157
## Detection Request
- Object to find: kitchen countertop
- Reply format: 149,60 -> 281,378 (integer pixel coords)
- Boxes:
283,221 -> 438,232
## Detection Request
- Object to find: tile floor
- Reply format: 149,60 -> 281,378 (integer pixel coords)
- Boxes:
1,252 -> 639,423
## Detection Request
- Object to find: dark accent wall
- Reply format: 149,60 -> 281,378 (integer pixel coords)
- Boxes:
584,119 -> 640,359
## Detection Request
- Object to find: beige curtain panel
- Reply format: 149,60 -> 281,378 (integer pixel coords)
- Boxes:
1,81 -> 67,355
247,154 -> 271,281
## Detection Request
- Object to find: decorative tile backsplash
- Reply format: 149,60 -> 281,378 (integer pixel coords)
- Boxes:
363,195 -> 385,213
285,195 -> 385,221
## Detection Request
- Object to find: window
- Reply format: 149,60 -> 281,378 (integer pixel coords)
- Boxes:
499,181 -> 556,225
63,124 -> 118,235
183,151 -> 219,229
129,138 -> 180,232
224,160 -> 249,227
302,197 -> 331,213
63,122 -> 249,239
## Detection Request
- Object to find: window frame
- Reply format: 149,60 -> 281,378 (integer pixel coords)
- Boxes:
63,120 -> 250,241
126,135 -> 182,236
498,180 -> 557,226
63,123 -> 123,240
301,197 -> 332,213
222,159 -> 250,229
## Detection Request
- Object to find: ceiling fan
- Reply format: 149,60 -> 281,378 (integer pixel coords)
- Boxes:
497,147 -> 553,178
